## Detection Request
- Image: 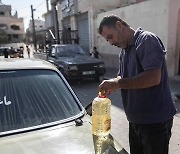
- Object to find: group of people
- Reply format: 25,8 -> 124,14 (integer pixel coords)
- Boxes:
2,45 -> 31,58
97,14 -> 176,154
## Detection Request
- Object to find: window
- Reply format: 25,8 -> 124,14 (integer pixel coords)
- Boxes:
56,45 -> 87,57
0,12 -> 5,16
0,70 -> 81,132
0,24 -> 8,30
12,34 -> 19,39
11,25 -> 20,30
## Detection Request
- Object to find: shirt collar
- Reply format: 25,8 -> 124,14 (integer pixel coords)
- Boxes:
129,27 -> 142,46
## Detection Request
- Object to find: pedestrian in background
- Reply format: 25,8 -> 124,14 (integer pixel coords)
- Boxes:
3,48 -> 9,58
26,45 -> 30,58
90,46 -> 102,59
98,14 -> 176,154
92,46 -> 99,59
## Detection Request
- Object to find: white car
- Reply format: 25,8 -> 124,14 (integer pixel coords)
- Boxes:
0,58 -> 128,154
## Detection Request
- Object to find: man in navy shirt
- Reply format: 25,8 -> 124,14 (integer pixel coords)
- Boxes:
98,15 -> 176,154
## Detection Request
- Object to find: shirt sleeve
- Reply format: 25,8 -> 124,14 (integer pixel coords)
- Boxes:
136,35 -> 166,71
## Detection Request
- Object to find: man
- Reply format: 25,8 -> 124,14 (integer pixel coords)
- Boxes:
92,46 -> 99,59
3,48 -> 8,58
26,45 -> 30,58
98,15 -> 176,154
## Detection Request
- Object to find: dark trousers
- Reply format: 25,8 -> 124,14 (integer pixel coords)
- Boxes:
129,118 -> 173,154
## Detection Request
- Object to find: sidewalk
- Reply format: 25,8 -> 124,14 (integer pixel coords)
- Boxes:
104,67 -> 180,154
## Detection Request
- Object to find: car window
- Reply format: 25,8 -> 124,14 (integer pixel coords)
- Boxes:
0,70 -> 82,133
56,45 -> 88,57
56,46 -> 67,56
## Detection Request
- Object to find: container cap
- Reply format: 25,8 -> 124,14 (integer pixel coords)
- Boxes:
98,91 -> 111,98
98,92 -> 106,98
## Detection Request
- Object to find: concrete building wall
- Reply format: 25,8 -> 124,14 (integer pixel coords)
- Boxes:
28,19 -> 45,32
0,5 -> 11,17
77,0 -> 90,13
77,0 -> 132,52
167,0 -> 180,77
96,0 -> 171,73
0,17 -> 24,34
0,4 -> 24,43
43,11 -> 54,29
56,0 -> 141,52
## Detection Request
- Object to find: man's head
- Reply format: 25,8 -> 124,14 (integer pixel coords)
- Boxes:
98,14 -> 131,49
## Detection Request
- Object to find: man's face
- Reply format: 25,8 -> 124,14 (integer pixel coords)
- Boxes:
101,21 -> 127,48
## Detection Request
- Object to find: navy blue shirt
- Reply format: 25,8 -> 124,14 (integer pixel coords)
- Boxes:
118,28 -> 176,124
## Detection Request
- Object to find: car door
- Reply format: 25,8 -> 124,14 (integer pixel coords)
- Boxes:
48,46 -> 66,75
48,46 -> 57,64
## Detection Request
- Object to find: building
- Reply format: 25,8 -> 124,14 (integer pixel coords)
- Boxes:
51,0 -> 136,52
26,19 -> 45,49
0,0 -> 24,44
27,19 -> 45,33
96,0 -> 180,77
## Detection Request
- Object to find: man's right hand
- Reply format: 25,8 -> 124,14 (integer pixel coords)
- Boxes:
98,76 -> 121,97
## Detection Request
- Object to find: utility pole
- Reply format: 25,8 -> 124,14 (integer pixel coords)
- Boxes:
46,0 -> 49,12
52,4 -> 60,44
31,5 -> 37,52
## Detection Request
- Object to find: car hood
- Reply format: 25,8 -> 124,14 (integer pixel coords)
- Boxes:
56,55 -> 103,65
0,116 -> 127,154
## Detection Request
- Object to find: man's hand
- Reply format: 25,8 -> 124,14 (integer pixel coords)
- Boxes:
98,76 -> 121,97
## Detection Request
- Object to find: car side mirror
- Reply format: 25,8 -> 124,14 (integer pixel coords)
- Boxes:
85,102 -> 92,116
51,54 -> 56,58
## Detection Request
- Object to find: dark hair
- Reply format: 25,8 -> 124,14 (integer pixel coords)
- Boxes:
98,14 -> 129,34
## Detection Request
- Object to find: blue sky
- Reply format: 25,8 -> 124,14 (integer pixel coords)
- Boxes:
3,0 -> 47,30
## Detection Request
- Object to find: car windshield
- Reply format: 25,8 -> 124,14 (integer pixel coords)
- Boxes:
56,45 -> 88,57
0,70 -> 82,133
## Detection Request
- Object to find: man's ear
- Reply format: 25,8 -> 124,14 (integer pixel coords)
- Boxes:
116,21 -> 122,30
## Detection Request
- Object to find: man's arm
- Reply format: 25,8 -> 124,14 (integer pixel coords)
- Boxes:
118,68 -> 161,89
99,68 -> 161,96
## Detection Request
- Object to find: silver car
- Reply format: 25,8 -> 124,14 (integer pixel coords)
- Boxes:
0,59 -> 128,154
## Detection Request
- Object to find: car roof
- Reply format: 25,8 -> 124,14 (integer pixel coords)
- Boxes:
0,58 -> 58,71
0,47 -> 11,49
51,44 -> 79,47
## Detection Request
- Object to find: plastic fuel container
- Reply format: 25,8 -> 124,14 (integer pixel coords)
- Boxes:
92,93 -> 111,137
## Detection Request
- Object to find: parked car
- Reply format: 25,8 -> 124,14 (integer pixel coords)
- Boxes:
0,59 -> 128,154
9,47 -> 24,58
0,47 -> 11,56
0,47 -> 19,58
34,44 -> 106,81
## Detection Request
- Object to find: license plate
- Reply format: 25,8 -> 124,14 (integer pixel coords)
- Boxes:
82,71 -> 95,75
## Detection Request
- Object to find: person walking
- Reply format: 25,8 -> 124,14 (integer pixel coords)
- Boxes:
98,14 -> 176,154
26,45 -> 30,58
3,48 -> 9,58
92,47 -> 100,59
